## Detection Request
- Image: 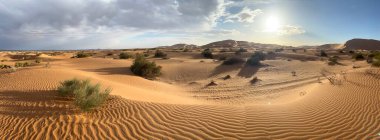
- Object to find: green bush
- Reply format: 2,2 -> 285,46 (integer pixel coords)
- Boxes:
143,53 -> 149,57
119,52 -> 132,59
367,51 -> 380,63
274,48 -> 284,52
218,55 -> 227,61
371,52 -> 380,67
328,56 -> 339,65
223,57 -> 245,65
247,52 -> 266,66
130,55 -> 162,79
154,50 -> 167,58
235,48 -> 247,55
58,78 -> 82,97
372,60 -> 380,67
352,53 -> 365,60
107,52 -> 113,56
35,59 -> 41,63
201,48 -> 213,59
0,64 -> 12,69
15,62 -> 30,68
320,50 -> 328,57
75,52 -> 91,58
57,79 -> 110,112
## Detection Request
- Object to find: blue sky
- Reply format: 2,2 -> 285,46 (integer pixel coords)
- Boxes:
0,0 -> 379,50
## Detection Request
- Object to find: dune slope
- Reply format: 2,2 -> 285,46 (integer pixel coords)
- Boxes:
0,58 -> 379,139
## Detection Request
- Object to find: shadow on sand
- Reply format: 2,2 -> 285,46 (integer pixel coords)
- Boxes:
209,63 -> 244,77
0,90 -> 78,117
210,63 -> 261,78
237,65 -> 260,78
82,67 -> 134,75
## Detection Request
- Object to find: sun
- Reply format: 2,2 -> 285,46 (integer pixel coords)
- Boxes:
265,16 -> 281,32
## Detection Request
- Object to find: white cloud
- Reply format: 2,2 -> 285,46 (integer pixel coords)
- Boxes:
0,0 -> 229,49
204,29 -> 240,36
278,25 -> 306,35
224,7 -> 263,23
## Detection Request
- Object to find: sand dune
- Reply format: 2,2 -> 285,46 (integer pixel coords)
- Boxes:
0,53 -> 380,139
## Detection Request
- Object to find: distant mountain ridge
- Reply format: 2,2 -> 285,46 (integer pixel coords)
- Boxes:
157,38 -> 380,50
343,38 -> 380,50
157,44 -> 198,49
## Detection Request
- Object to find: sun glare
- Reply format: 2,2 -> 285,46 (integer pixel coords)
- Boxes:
265,16 -> 281,32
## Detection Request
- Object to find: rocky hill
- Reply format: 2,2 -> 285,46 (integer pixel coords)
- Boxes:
344,38 -> 380,50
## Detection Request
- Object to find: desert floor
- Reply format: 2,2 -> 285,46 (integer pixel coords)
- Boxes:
0,51 -> 379,139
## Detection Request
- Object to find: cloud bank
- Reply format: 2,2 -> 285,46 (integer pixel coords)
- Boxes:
1,0 -> 295,49
0,0 -> 233,49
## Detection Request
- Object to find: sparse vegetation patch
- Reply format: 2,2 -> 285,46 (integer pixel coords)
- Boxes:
57,78 -> 111,112
246,51 -> 266,66
154,50 -> 167,58
130,55 -> 162,79
201,48 -> 213,59
15,62 -> 30,68
320,50 -> 328,57
352,52 -> 365,60
119,52 -> 132,59
74,52 -> 91,58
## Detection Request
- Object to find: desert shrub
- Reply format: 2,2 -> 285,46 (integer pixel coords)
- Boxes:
367,51 -> 380,63
74,82 -> 111,112
292,49 -> 297,53
291,71 -> 296,76
348,50 -> 355,54
320,50 -> 328,57
373,61 -> 380,67
143,53 -> 150,57
235,48 -> 247,55
267,51 -> 275,55
107,52 -> 113,56
15,62 -> 30,68
250,77 -> 259,84
119,52 -> 132,59
75,52 -> 91,58
218,55 -> 227,61
321,69 -> 342,85
223,57 -> 245,65
328,56 -> 339,65
371,53 -> 380,67
274,48 -> 284,52
130,55 -> 162,79
223,75 -> 231,80
338,50 -> 344,53
183,48 -> 189,52
207,80 -> 217,86
352,53 -> 365,60
0,64 -> 12,69
57,79 -> 110,112
35,59 -> 41,63
154,50 -> 167,58
58,78 -> 82,97
201,48 -> 213,59
247,51 -> 266,66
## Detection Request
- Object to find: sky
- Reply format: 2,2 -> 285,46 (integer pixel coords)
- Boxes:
0,0 -> 379,50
